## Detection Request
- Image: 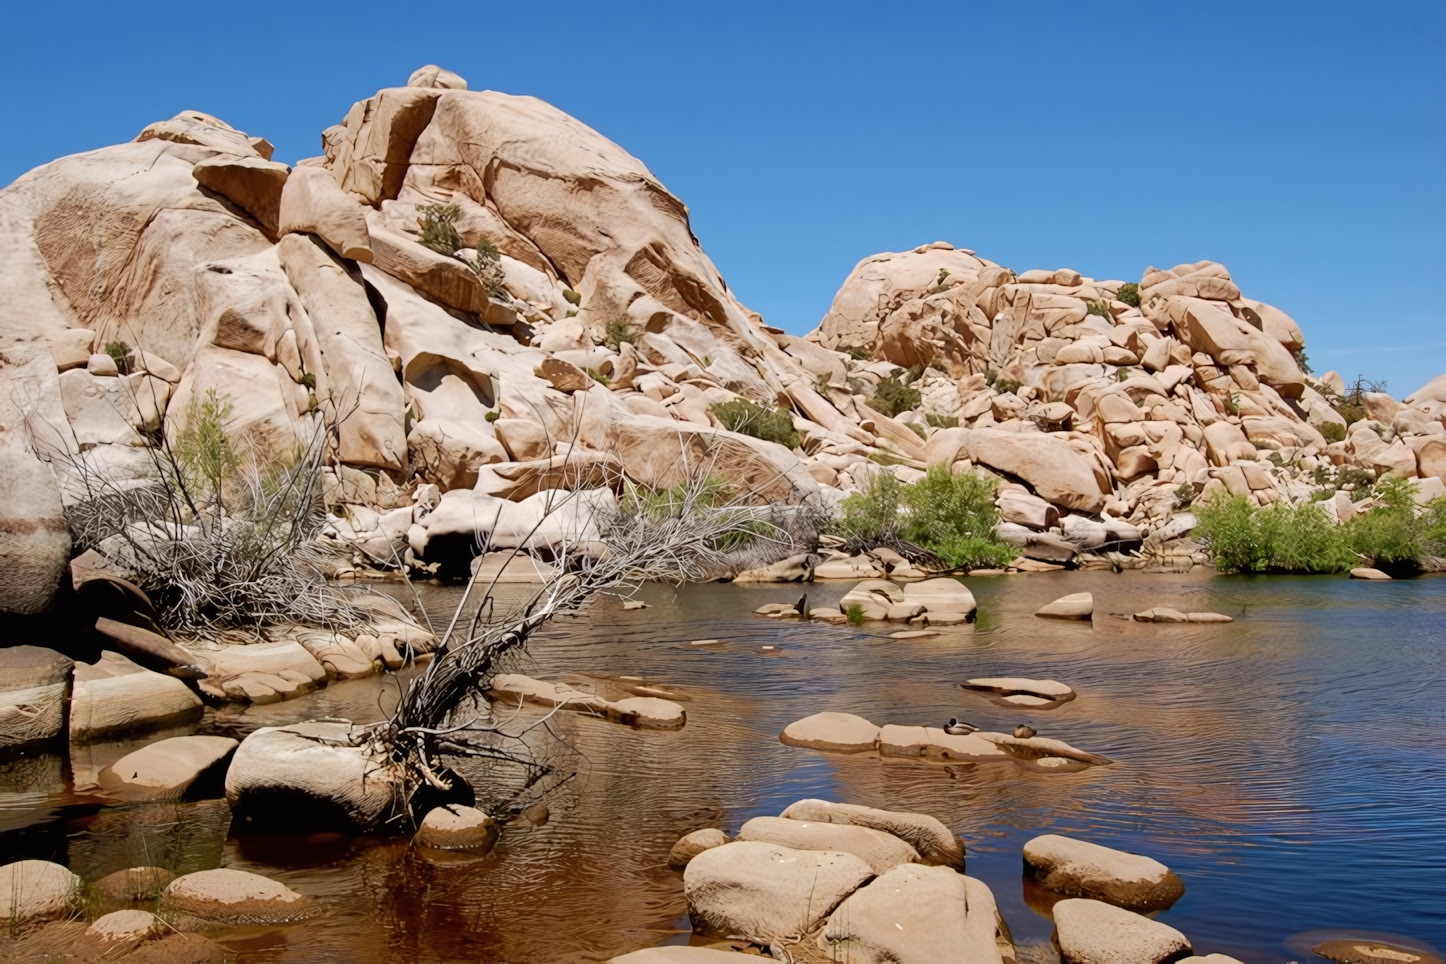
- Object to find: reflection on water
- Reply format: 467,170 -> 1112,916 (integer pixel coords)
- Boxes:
3,571 -> 1445,963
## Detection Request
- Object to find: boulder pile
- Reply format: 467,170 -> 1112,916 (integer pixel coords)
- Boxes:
3,63 -> 1443,619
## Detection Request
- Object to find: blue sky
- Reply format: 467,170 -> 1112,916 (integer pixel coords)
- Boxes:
3,1 -> 1441,394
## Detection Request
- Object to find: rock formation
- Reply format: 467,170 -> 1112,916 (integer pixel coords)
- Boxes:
1,64 -> 1442,618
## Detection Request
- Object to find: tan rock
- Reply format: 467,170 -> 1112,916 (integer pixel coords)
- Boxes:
668,828 -> 730,869
1350,567 -> 1391,580
161,868 -> 319,928
70,651 -> 203,743
278,164 -> 372,262
820,865 -> 1006,964
104,735 -> 238,800
416,804 -> 499,852
192,153 -> 289,235
0,646 -> 74,748
780,712 -> 881,752
738,815 -> 919,874
969,429 -> 1106,511
683,841 -> 873,944
1052,898 -> 1191,964
539,356 -> 592,392
779,799 -> 965,869
0,860 -> 81,927
85,908 -> 164,942
1037,592 -> 1093,619
1023,834 -> 1185,911
878,724 -> 1011,761
963,677 -> 1075,700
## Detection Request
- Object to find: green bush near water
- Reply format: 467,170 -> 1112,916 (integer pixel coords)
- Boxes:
834,465 -> 1015,569
1194,478 -> 1446,573
710,398 -> 800,450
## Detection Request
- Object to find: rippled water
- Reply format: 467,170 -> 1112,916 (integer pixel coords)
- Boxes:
3,571 -> 1444,963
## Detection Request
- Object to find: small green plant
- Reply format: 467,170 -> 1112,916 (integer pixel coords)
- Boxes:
1293,348 -> 1312,375
1117,367 -> 1133,382
813,374 -> 833,396
928,358 -> 948,373
104,340 -> 132,375
300,371 -> 316,390
1086,299 -> 1112,317
1194,490 -> 1355,573
586,368 -> 608,385
1116,282 -> 1140,307
871,375 -> 922,418
711,398 -> 801,449
1224,391 -> 1241,416
908,422 -> 928,441
1319,422 -> 1346,443
604,317 -> 636,350
845,602 -> 866,626
845,346 -> 872,361
471,237 -> 507,297
926,414 -> 959,429
562,288 -> 582,306
833,465 -> 1014,569
417,203 -> 463,255
484,410 -> 499,423
1175,483 -> 1196,508
174,389 -> 241,504
996,378 -> 1022,395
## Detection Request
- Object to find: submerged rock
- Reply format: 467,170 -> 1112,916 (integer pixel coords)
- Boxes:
1132,608 -> 1232,623
1037,592 -> 1094,619
0,860 -> 81,927
1312,940 -> 1444,964
415,804 -> 499,852
611,948 -> 749,963
1350,568 -> 1392,581
93,866 -> 177,906
1024,834 -> 1185,911
1052,898 -> 1191,964
86,908 -> 163,942
963,677 -> 1076,702
878,724 -> 1011,762
779,712 -> 881,752
160,868 -> 319,929
667,828 -> 730,869
683,841 -> 872,944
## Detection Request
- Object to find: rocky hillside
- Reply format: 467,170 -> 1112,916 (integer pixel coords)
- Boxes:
2,64 -> 1442,615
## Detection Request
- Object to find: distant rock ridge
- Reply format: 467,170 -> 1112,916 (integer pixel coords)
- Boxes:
1,64 -> 1442,613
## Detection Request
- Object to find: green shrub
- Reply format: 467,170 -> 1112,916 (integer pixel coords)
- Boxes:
484,410 -> 499,423
845,346 -> 872,361
711,398 -> 800,449
871,375 -> 922,418
907,423 -> 927,440
300,371 -> 316,390
562,288 -> 582,306
1116,282 -> 1140,307
1194,491 -> 1355,573
834,465 -> 1014,569
417,203 -> 463,255
104,341 -> 132,375
845,603 -> 866,626
1223,392 -> 1240,416
1086,300 -> 1112,317
1175,483 -> 1195,508
1319,422 -> 1346,443
1293,348 -> 1313,375
604,317 -> 636,349
472,238 -> 507,297
926,414 -> 959,429
586,368 -> 608,384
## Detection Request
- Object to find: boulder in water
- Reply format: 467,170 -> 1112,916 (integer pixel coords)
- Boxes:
1052,898 -> 1191,964
1024,833 -> 1185,911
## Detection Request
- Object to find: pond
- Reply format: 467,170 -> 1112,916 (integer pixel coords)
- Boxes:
3,570 -> 1444,963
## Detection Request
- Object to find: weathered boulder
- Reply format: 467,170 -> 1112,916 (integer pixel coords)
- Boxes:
93,866 -> 177,906
963,677 -> 1076,702
160,868 -> 319,929
85,908 -> 165,943
1350,567 -> 1391,581
668,828 -> 731,869
683,841 -> 873,944
1037,592 -> 1094,619
0,860 -> 81,927
1023,834 -> 1185,911
0,646 -> 74,748
820,864 -> 1006,964
1052,898 -> 1192,964
192,153 -> 289,236
611,949 -> 749,963
225,720 -> 402,830
878,725 -> 1011,761
103,735 -> 238,800
277,163 -> 372,261
969,430 -> 1106,512
737,815 -> 919,875
779,799 -> 965,869
902,577 -> 978,614
779,712 -> 881,752
70,651 -> 203,742
415,804 -> 499,852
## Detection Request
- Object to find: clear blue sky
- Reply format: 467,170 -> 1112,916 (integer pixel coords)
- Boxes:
3,2 -> 1442,395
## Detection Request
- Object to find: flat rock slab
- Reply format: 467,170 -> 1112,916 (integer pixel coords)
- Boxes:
878,724 -> 1011,762
193,641 -> 327,703
779,712 -> 880,752
1037,592 -> 1094,619
737,815 -> 919,875
1024,833 -> 1185,911
491,674 -> 685,727
683,841 -> 872,945
1312,940 -> 1444,964
611,948 -> 752,963
161,868 -> 319,929
902,577 -> 978,614
821,864 -> 1003,964
104,735 -> 238,800
1053,898 -> 1191,964
1350,568 -> 1392,580
963,677 -> 1076,700
0,860 -> 81,926
890,629 -> 938,639
1003,694 -> 1055,706
779,799 -> 965,869
1132,608 -> 1232,623
977,732 -> 1112,766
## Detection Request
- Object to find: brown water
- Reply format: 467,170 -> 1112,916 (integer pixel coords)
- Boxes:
3,571 -> 1445,963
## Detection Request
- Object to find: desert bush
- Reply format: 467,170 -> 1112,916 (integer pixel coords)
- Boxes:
104,340 -> 133,374
926,414 -> 959,429
604,317 -> 635,349
845,346 -> 872,361
834,465 -> 1013,569
1318,422 -> 1346,443
871,375 -> 921,418
845,603 -> 866,626
1116,282 -> 1140,307
710,398 -> 800,449
1086,300 -> 1112,317
471,238 -> 507,297
1293,348 -> 1313,375
417,203 -> 463,255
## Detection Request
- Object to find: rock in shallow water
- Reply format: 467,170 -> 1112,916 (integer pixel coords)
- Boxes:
667,828 -> 730,869
1024,834 -> 1185,911
160,868 -> 319,929
103,735 -> 238,801
0,859 -> 81,926
820,864 -> 1007,964
683,841 -> 873,944
1037,592 -> 1094,619
1052,898 -> 1191,964
416,804 -> 499,852
86,908 -> 163,942
779,798 -> 966,869
737,815 -> 919,875
0,646 -> 73,749
779,711 -> 880,752
611,948 -> 749,962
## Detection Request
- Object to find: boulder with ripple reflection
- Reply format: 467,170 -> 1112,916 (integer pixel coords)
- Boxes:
1052,898 -> 1192,964
1024,834 -> 1184,911
779,799 -> 966,869
819,864 -> 1009,964
737,815 -> 919,875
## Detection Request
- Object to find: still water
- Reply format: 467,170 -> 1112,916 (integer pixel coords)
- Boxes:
3,570 -> 1444,962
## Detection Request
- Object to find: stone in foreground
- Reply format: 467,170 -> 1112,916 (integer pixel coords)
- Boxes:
964,677 -> 1076,701
1350,568 -> 1392,580
1024,833 -> 1185,911
780,798 -> 966,869
1312,940 -> 1444,964
0,859 -> 81,926
70,651 -> 204,742
1052,898 -> 1192,964
668,828 -> 730,869
611,948 -> 752,963
878,724 -> 1011,761
0,646 -> 74,748
821,864 -> 1007,964
416,804 -> 499,852
104,735 -> 238,800
86,909 -> 163,942
1037,592 -> 1094,619
683,841 -> 872,944
737,815 -> 919,875
779,712 -> 881,752
160,868 -> 319,929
